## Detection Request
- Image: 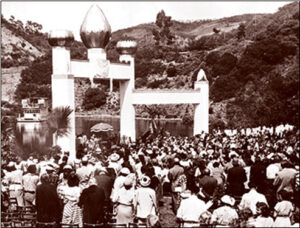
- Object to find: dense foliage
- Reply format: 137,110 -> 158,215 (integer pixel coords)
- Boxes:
82,87 -> 107,110
14,54 -> 52,101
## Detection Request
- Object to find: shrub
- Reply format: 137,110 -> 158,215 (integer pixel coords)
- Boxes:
166,65 -> 177,77
82,87 -> 107,110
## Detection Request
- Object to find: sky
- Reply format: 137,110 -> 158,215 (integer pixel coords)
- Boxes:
1,1 -> 291,40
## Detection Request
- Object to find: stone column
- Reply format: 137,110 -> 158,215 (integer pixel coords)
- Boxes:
194,81 -> 209,135
49,30 -> 76,161
119,54 -> 135,142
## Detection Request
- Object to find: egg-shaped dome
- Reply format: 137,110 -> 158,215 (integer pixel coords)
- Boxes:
116,40 -> 137,55
48,30 -> 74,47
80,5 -> 111,49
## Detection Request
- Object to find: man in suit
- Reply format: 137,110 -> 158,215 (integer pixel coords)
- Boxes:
78,178 -> 106,224
36,173 -> 61,224
227,158 -> 247,197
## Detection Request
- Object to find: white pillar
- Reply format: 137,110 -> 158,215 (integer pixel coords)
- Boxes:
194,81 -> 209,135
52,47 -> 76,161
119,54 -> 135,142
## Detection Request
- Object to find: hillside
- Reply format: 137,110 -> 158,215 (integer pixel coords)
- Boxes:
2,2 -> 299,129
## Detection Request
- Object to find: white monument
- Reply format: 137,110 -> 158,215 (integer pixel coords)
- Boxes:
48,5 -> 209,160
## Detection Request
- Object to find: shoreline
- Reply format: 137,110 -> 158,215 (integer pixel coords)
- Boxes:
75,113 -> 183,121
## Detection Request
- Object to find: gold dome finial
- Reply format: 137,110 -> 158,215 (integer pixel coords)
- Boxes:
80,5 -> 111,49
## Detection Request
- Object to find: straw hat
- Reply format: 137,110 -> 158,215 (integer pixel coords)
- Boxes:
140,175 -> 151,187
221,195 -> 235,206
110,153 -> 120,162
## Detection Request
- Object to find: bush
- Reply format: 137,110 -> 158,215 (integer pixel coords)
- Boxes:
82,87 -> 107,110
166,65 -> 177,77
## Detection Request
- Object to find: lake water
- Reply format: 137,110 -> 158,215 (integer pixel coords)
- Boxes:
15,116 -> 193,158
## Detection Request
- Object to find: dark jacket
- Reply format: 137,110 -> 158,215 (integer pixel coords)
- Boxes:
36,183 -> 61,223
250,162 -> 266,191
199,175 -> 218,198
227,166 -> 247,196
78,185 -> 105,224
94,174 -> 114,201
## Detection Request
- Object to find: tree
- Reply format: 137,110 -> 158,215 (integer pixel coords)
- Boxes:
237,23 -> 246,40
47,106 -> 73,146
152,10 -> 174,46
82,87 -> 107,110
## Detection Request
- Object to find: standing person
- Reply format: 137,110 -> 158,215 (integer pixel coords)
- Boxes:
198,168 -> 218,201
167,159 -> 184,213
273,161 -> 297,201
22,164 -> 39,206
210,195 -> 239,226
78,178 -> 105,225
135,176 -> 158,224
249,156 -> 267,192
250,202 -> 274,227
110,167 -> 130,201
61,174 -> 83,227
176,184 -> 212,227
4,161 -> 24,207
273,190 -> 294,227
112,176 -> 136,225
239,183 -> 269,215
76,156 -> 93,190
36,174 -> 61,224
226,158 -> 247,197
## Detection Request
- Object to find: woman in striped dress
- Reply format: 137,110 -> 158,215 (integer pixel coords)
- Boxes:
61,173 -> 83,227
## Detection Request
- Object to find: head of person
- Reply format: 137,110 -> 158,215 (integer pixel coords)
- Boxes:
27,164 -> 36,174
63,165 -> 72,178
240,208 -> 253,221
203,168 -> 210,176
280,190 -> 292,201
67,173 -> 80,187
123,176 -> 133,190
40,173 -> 50,184
81,156 -> 88,166
256,202 -> 270,217
6,162 -> 16,172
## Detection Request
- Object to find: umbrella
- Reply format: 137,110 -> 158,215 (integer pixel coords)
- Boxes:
90,123 -> 113,133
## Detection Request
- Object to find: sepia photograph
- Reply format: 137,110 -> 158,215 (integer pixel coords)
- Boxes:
1,1 -> 299,227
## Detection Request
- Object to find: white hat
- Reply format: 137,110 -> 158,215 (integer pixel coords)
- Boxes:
200,151 -> 207,157
221,195 -> 235,206
140,175 -> 151,187
229,151 -> 239,158
63,164 -> 72,170
179,160 -> 190,168
7,161 -> 16,167
82,156 -> 88,162
110,153 -> 120,162
120,167 -> 130,175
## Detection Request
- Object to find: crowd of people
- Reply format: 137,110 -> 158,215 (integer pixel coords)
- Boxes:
1,124 -> 299,227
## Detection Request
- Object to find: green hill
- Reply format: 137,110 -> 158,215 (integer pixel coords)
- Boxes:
2,2 -> 299,129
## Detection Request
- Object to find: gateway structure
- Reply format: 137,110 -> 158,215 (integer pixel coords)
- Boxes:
48,5 -> 209,160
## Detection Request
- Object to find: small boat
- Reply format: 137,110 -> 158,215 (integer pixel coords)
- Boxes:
17,97 -> 49,123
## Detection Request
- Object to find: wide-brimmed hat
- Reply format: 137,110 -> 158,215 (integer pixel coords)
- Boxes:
110,153 -> 120,162
140,175 -> 151,187
221,195 -> 235,206
63,164 -> 72,170
120,167 -> 130,175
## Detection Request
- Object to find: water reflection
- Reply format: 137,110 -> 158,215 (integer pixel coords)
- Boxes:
15,117 -> 193,158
